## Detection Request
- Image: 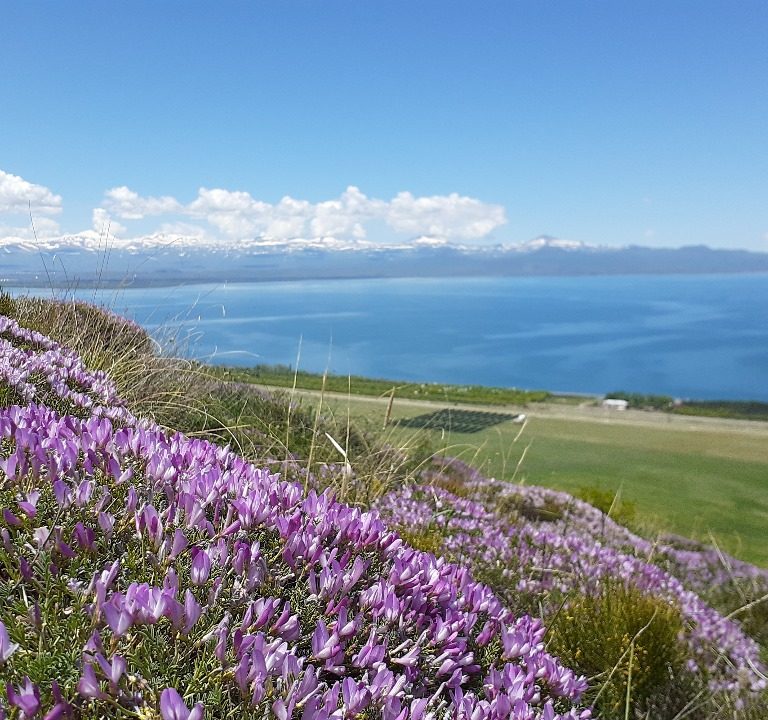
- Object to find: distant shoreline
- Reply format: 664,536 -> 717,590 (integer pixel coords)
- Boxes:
5,267 -> 768,290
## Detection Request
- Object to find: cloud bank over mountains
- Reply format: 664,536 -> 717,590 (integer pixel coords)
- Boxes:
0,170 -> 64,240
0,169 -> 508,248
5,168 -> 768,286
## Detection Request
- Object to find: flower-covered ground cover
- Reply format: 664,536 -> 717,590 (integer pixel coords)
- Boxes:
374,457 -> 768,714
0,315 -> 133,422
0,313 -> 591,718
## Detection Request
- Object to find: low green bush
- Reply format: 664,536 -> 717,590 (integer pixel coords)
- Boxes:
493,492 -> 565,523
395,525 -> 446,555
577,485 -> 638,531
547,583 -> 698,719
0,287 -> 16,317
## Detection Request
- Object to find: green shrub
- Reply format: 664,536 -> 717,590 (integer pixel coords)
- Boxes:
0,286 -> 16,317
493,492 -> 565,523
220,363 -> 551,406
427,473 -> 476,499
673,400 -> 768,422
13,297 -> 153,360
547,583 -> 698,719
10,297 -> 184,423
395,525 -> 445,555
577,485 -> 638,530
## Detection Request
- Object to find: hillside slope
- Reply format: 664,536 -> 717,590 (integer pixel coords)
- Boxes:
0,295 -> 767,719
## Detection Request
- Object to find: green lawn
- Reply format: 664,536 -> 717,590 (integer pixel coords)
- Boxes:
472,418 -> 768,565
306,392 -> 768,566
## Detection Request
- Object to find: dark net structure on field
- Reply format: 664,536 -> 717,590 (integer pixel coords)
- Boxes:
395,408 -> 518,434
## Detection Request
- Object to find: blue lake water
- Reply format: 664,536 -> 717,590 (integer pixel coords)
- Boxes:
12,274 -> 768,400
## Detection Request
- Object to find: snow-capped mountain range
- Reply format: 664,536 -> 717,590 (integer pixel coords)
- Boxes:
2,234 -> 767,288
0,230 -> 592,254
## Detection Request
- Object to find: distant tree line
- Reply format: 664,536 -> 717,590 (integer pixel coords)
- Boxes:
223,364 -> 551,406
606,391 -> 675,411
608,391 -> 768,421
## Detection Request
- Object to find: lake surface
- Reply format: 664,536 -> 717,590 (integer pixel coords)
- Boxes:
12,274 -> 768,400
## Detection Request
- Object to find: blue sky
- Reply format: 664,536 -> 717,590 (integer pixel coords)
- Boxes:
1,1 -> 767,250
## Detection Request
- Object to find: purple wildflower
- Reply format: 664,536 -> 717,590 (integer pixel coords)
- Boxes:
7,677 -> 42,717
0,621 -> 19,663
190,547 -> 211,585
77,662 -> 108,700
159,688 -> 204,720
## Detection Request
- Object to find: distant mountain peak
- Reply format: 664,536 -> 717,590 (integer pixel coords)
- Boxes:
412,236 -> 449,247
522,235 -> 591,251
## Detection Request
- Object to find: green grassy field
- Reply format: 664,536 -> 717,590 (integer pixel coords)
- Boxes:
472,418 -> 768,564
291,389 -> 768,566
214,364 -> 558,405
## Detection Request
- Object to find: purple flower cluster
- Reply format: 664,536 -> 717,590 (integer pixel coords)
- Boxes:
457,472 -> 768,616
0,314 -> 589,719
0,315 -> 132,423
412,455 -> 768,599
375,462 -> 767,699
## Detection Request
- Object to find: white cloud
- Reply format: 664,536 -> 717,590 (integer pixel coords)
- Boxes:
187,187 -> 265,215
265,196 -> 313,239
387,191 -> 506,239
157,221 -> 210,239
0,218 -> 61,241
92,208 -> 127,236
0,170 -> 508,248
0,170 -> 62,216
187,187 -> 273,238
310,186 -> 385,240
104,186 -> 182,219
31,217 -> 62,235
99,184 -> 506,244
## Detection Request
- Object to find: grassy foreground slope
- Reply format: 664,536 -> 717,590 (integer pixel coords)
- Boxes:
2,293 -> 768,719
